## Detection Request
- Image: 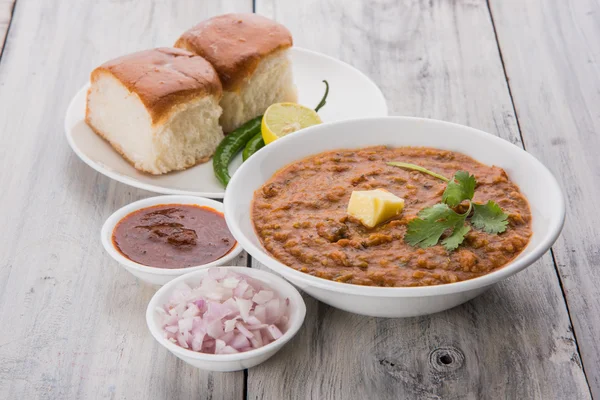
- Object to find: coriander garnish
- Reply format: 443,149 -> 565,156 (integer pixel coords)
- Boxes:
388,163 -> 509,251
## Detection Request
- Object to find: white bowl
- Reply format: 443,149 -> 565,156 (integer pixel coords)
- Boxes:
101,195 -> 243,286
146,266 -> 306,372
224,117 -> 565,318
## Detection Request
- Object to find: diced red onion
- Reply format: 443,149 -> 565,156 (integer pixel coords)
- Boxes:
178,318 -> 193,333
220,330 -> 236,345
267,324 -> 283,340
165,325 -> 178,334
193,299 -> 205,309
249,330 -> 263,348
252,290 -> 274,305
230,333 -> 250,349
206,319 -> 224,339
235,298 -> 252,322
224,317 -> 239,333
233,280 -> 249,297
158,269 -> 289,354
177,332 -> 189,348
222,277 -> 240,289
235,322 -> 254,338
265,299 -> 281,324
182,304 -> 200,318
254,305 -> 267,323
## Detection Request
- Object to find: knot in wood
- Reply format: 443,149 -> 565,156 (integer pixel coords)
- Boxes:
429,347 -> 464,373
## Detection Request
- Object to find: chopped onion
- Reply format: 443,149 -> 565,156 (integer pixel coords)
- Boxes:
235,298 -> 252,322
158,269 -> 289,354
252,290 -> 274,305
267,324 -> 283,340
206,319 -> 224,339
224,317 -> 239,333
235,322 -> 253,338
182,304 -> 200,318
178,318 -> 193,333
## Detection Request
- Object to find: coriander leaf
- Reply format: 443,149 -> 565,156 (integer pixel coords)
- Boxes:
405,204 -> 467,248
471,200 -> 509,234
442,171 -> 476,207
387,162 -> 449,182
441,224 -> 471,251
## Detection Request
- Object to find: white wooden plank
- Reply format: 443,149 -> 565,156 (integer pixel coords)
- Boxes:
0,0 -> 15,55
489,0 -> 600,396
0,0 -> 251,399
250,0 -> 591,399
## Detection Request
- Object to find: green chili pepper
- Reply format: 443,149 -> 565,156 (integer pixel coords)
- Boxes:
242,132 -> 265,161
215,80 -> 331,186
213,116 -> 262,187
314,80 -> 329,112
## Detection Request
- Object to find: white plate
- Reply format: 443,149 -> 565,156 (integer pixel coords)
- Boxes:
65,47 -> 388,198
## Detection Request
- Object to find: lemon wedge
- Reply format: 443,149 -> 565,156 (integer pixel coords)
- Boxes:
261,103 -> 322,144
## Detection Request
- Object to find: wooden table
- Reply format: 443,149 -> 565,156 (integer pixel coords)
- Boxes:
0,1 -> 598,399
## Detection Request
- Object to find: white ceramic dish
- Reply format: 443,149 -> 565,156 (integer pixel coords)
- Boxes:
65,47 -> 388,198
224,117 -> 566,318
146,266 -> 306,372
101,195 -> 243,285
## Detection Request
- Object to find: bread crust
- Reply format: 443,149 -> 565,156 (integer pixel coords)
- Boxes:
175,13 -> 293,91
89,48 -> 222,125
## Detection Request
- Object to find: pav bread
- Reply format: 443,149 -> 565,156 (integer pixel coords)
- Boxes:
85,47 -> 224,175
175,13 -> 297,132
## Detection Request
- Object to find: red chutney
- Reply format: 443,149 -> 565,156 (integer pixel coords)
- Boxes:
112,204 -> 236,269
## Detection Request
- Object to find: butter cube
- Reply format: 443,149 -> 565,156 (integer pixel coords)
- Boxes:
347,189 -> 405,228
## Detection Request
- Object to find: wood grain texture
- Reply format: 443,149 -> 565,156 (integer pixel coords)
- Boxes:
0,0 -> 15,55
0,0 -> 251,399
489,0 -> 600,396
250,0 -> 591,399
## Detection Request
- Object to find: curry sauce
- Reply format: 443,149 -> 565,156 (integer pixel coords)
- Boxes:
252,146 -> 532,287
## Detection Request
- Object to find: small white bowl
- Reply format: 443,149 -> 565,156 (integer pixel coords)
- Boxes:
224,116 -> 566,318
101,195 -> 243,286
146,266 -> 306,372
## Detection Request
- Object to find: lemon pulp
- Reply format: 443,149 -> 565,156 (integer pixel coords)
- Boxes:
261,103 -> 322,144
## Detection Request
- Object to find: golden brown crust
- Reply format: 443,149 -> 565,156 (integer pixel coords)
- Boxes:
90,48 -> 222,124
175,13 -> 293,91
84,118 -> 214,175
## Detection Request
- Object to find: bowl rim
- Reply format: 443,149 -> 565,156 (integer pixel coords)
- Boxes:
145,266 -> 307,361
224,116 -> 566,297
101,195 -> 243,276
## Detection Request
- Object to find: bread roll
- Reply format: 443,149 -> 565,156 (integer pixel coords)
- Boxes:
175,13 -> 297,132
85,48 -> 224,175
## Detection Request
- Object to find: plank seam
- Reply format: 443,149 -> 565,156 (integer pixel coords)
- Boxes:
486,1 -> 593,396
0,0 -> 17,63
548,248 -> 593,396
485,0 -> 526,148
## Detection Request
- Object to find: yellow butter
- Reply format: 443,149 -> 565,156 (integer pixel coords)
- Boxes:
347,189 -> 405,228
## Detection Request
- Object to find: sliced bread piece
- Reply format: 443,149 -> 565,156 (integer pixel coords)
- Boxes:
86,47 -> 224,175
175,14 -> 297,133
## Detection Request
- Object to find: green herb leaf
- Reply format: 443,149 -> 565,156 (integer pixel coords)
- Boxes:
405,204 -> 467,248
442,171 -> 476,207
471,201 -> 509,234
387,162 -> 449,182
441,224 -> 471,251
